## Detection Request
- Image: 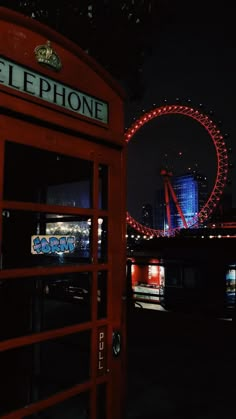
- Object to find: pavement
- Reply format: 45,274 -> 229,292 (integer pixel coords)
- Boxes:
125,306 -> 236,419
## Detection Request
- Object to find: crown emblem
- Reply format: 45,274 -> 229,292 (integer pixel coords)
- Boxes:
34,40 -> 62,71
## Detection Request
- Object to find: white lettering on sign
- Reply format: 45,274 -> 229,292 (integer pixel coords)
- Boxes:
97,328 -> 106,374
0,57 -> 108,124
98,331 -> 104,370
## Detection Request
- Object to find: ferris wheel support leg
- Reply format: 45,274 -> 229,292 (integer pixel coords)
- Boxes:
168,181 -> 188,229
164,179 -> 172,230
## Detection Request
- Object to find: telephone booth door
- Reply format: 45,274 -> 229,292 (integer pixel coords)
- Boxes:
0,7 -> 127,419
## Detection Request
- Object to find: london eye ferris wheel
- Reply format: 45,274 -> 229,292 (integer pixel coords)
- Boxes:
125,103 -> 229,237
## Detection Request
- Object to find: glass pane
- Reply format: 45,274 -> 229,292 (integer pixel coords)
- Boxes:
2,211 -> 92,269
97,384 -> 107,419
99,164 -> 108,210
42,272 -> 91,331
0,331 -> 91,415
225,266 -> 236,311
0,272 -> 91,341
98,217 -> 107,263
4,141 -> 93,208
26,392 -> 90,418
97,271 -> 107,319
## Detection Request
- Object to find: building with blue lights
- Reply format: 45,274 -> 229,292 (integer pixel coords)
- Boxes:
170,174 -> 199,229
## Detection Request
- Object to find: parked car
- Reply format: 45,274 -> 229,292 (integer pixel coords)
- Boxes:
44,279 -> 89,304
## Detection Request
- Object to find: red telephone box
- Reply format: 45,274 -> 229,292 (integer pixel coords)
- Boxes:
0,7 -> 126,419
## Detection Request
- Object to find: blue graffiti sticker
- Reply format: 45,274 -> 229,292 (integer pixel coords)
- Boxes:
31,235 -> 75,254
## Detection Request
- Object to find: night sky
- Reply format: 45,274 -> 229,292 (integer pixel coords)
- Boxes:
125,3 -> 235,222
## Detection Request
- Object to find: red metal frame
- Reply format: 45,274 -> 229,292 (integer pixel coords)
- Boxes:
0,7 -> 126,419
125,104 -> 229,237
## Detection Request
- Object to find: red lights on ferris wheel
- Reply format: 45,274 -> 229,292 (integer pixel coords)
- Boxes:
125,103 -> 229,237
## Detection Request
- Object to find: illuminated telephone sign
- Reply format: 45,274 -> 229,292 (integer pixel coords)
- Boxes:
31,235 -> 75,254
0,57 -> 108,124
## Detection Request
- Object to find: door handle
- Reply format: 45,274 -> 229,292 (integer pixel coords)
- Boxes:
112,331 -> 121,357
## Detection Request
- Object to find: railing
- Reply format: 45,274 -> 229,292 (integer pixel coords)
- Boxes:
133,287 -> 163,301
